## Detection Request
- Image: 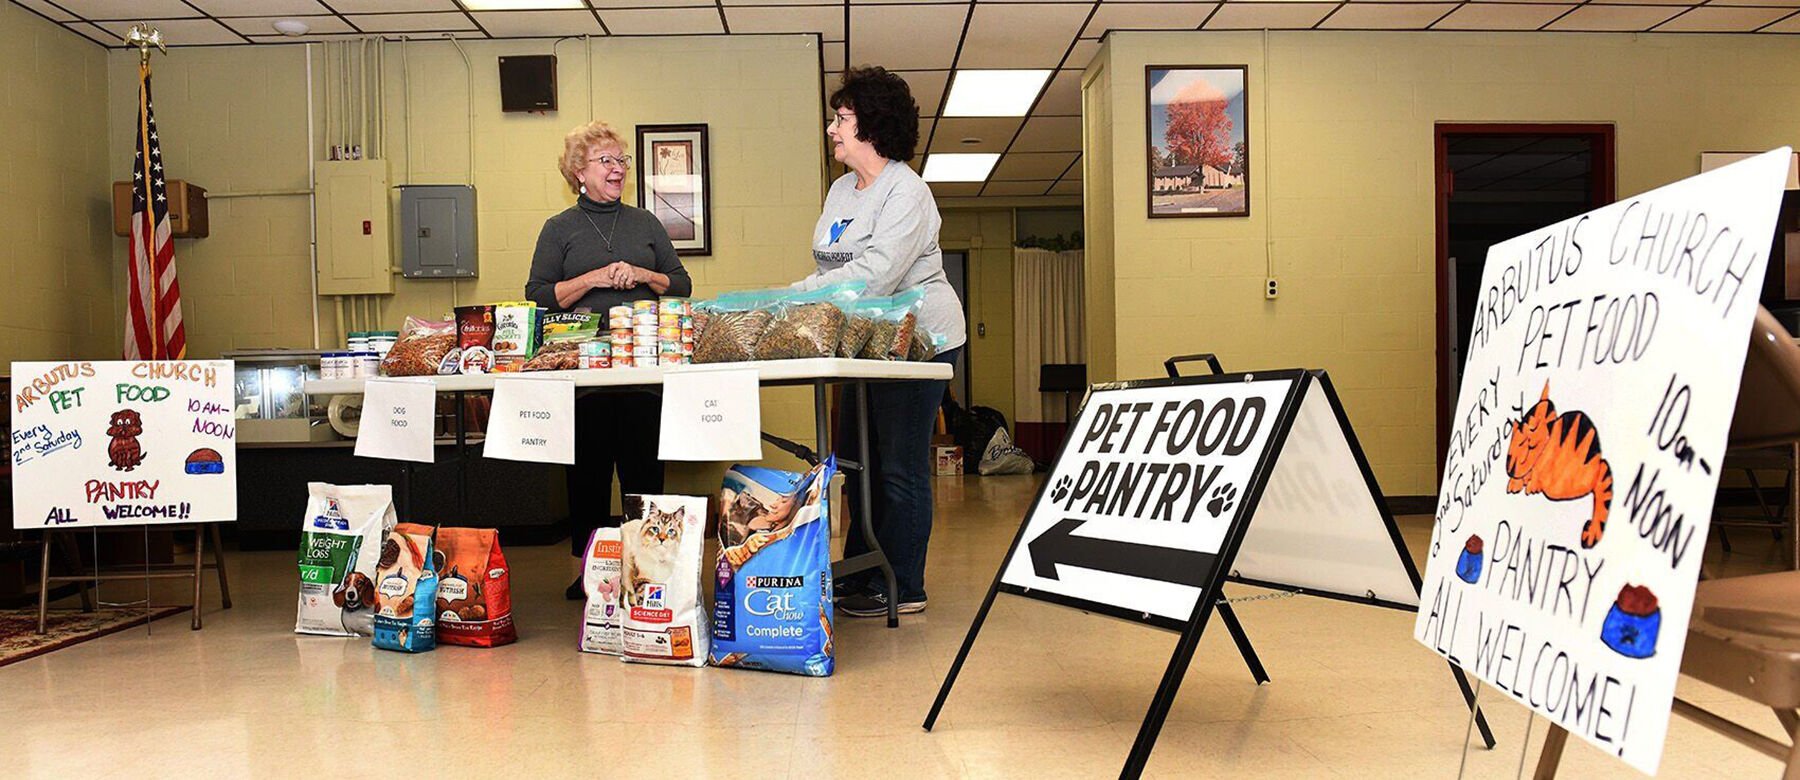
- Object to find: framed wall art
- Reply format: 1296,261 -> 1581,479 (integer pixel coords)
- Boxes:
1146,66 -> 1249,218
636,123 -> 712,256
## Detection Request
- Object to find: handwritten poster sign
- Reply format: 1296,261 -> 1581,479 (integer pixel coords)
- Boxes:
10,360 -> 238,529
354,378 -> 437,463
1414,148 -> 1791,774
999,375 -> 1297,624
484,376 -> 575,464
659,366 -> 761,462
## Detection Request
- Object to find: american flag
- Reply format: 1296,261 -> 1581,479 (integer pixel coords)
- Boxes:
126,61 -> 186,360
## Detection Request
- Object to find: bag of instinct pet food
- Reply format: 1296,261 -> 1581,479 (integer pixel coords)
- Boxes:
372,524 -> 439,653
710,458 -> 837,676
620,495 -> 710,667
431,527 -> 517,647
296,483 -> 397,637
580,525 -> 624,655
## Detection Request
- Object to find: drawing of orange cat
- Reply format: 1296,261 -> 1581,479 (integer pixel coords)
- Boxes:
1505,381 -> 1614,549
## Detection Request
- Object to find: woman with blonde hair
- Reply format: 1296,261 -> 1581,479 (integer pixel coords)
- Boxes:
527,121 -> 692,598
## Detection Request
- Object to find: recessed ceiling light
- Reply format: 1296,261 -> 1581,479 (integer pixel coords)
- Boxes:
459,0 -> 584,9
922,153 -> 1000,183
942,70 -> 1053,117
271,19 -> 309,36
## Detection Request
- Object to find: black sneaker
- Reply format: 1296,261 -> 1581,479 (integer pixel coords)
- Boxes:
565,576 -> 583,601
839,591 -> 926,617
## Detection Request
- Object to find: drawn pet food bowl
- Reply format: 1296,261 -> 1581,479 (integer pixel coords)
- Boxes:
1455,535 -> 1483,584
1601,584 -> 1661,659
185,448 -> 224,475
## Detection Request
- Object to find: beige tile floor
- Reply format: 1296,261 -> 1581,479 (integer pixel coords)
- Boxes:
1,474 -> 1794,778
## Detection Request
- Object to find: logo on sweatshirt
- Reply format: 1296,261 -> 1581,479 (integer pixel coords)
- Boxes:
827,218 -> 855,245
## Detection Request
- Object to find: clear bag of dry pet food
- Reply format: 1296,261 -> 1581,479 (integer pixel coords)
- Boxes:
908,330 -> 947,362
753,281 -> 865,361
692,290 -> 783,364
381,315 -> 459,376
855,288 -> 925,361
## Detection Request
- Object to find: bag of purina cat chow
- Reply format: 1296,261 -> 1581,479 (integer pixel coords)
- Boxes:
295,483 -> 397,637
709,457 -> 836,676
620,494 -> 710,667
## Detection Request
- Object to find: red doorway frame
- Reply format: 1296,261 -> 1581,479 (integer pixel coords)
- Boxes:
1433,123 -> 1616,479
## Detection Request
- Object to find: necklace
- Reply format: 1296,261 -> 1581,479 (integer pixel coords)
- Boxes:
582,207 -> 622,254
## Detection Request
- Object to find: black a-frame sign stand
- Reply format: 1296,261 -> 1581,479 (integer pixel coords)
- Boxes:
924,357 -> 1493,779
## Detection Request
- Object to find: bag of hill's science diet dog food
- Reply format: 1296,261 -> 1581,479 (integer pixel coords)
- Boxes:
296,483 -> 397,637
620,495 -> 710,667
580,525 -> 624,655
709,458 -> 836,676
372,525 -> 439,654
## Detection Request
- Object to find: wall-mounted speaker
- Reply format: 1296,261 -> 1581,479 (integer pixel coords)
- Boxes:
498,55 -> 557,113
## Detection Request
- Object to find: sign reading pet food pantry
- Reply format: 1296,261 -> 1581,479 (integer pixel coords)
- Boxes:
11,360 -> 237,529
1414,148 -> 1792,775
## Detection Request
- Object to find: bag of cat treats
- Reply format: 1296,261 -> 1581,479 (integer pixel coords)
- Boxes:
428,526 -> 517,648
296,483 -> 398,637
372,524 -> 440,654
709,457 -> 836,676
580,525 -> 625,655
620,494 -> 710,667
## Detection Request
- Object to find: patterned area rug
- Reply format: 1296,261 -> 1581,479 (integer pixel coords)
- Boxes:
0,606 -> 188,667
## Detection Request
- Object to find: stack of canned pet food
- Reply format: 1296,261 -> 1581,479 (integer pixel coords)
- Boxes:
658,298 -> 695,365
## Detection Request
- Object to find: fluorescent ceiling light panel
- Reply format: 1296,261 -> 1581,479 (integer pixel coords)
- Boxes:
942,70 -> 1053,117
922,153 -> 1001,182
460,0 -> 584,9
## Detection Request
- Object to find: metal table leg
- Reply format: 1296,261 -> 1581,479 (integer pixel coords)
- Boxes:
455,390 -> 469,518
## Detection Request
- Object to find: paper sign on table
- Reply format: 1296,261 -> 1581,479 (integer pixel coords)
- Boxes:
354,378 -> 438,463
659,367 -> 761,461
10,360 -> 238,529
1413,148 -> 1792,775
484,376 -> 575,464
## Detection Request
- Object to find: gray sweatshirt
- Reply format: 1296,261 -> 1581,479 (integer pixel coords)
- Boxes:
525,196 -> 692,312
796,162 -> 967,352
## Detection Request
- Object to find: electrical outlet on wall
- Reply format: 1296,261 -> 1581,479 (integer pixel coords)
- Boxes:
1265,277 -> 1280,300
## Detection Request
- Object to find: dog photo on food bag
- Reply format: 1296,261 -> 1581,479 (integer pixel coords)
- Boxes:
372,525 -> 439,654
295,483 -> 397,637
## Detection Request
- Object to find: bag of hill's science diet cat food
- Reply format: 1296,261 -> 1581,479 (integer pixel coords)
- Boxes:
296,483 -> 397,637
580,525 -> 624,655
709,458 -> 836,676
620,494 -> 710,667
372,525 -> 439,654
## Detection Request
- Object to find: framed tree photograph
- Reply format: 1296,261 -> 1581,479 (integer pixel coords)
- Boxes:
1146,66 -> 1249,218
636,123 -> 712,255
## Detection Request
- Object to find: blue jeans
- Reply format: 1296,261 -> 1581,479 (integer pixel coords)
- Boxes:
837,347 -> 960,603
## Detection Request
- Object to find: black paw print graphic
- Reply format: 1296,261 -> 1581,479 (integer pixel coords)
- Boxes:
1206,484 -> 1238,518
1050,475 -> 1073,505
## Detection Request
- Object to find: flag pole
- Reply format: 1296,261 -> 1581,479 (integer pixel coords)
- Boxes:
125,24 -> 166,359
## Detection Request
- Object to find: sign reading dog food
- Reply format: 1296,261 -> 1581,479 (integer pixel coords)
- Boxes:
355,378 -> 437,463
10,360 -> 238,529
1414,148 -> 1791,775
998,375 -> 1299,624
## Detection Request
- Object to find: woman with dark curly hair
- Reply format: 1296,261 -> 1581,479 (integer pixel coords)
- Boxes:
795,66 -> 966,618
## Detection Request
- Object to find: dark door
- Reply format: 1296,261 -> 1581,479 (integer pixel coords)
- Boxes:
942,250 -> 972,406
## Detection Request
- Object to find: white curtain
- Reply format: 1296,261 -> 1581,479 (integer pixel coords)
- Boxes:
1013,248 -> 1086,424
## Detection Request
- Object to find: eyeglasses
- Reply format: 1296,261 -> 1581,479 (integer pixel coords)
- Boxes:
828,112 -> 854,128
587,154 -> 633,169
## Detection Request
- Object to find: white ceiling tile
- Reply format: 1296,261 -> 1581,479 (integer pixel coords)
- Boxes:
1084,3 -> 1216,36
70,21 -> 121,45
726,5 -> 845,36
601,7 -> 725,34
1728,0 -> 1800,7
721,0 -> 844,4
1062,157 -> 1083,180
1760,11 -> 1800,30
919,117 -> 936,145
992,151 -> 1079,180
1432,3 -> 1572,28
1203,2 -> 1335,28
220,15 -> 355,36
348,12 -> 477,32
850,5 -> 966,69
1011,115 -> 1081,152
11,0 -> 78,21
957,4 -> 1091,68
245,32 -> 370,41
1654,5 -> 1790,30
1035,69 -> 1082,115
472,10 -> 603,36
1545,4 -> 1684,30
928,181 -> 987,198
1590,0 -> 1692,5
1320,2 -> 1457,28
1065,38 -> 1101,68
56,0 -> 200,19
849,0 -> 965,4
190,0 -> 332,14
96,18 -> 245,44
898,71 -> 951,116
983,180 -> 1056,196
928,117 -> 1025,153
589,0 -> 718,7
328,0 -> 458,10
823,41 -> 846,70
1047,179 -> 1082,196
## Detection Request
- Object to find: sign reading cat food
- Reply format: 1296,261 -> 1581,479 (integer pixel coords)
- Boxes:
10,360 -> 238,529
1414,148 -> 1792,775
998,376 -> 1298,624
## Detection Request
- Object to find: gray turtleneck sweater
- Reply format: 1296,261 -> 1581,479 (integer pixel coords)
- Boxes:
525,196 -> 692,312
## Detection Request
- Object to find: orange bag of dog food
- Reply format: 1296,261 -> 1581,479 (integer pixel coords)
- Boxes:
399,523 -> 517,648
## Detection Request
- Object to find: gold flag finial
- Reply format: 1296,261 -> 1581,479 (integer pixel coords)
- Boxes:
123,23 -> 167,66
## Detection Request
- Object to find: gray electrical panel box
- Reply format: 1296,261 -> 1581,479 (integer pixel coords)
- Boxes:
399,185 -> 478,279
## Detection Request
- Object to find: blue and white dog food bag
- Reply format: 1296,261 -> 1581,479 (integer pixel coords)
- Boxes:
709,457 -> 836,676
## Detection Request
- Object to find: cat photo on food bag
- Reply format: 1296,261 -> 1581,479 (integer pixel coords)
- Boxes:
619,495 -> 710,667
622,502 -> 687,607
711,459 -> 837,677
